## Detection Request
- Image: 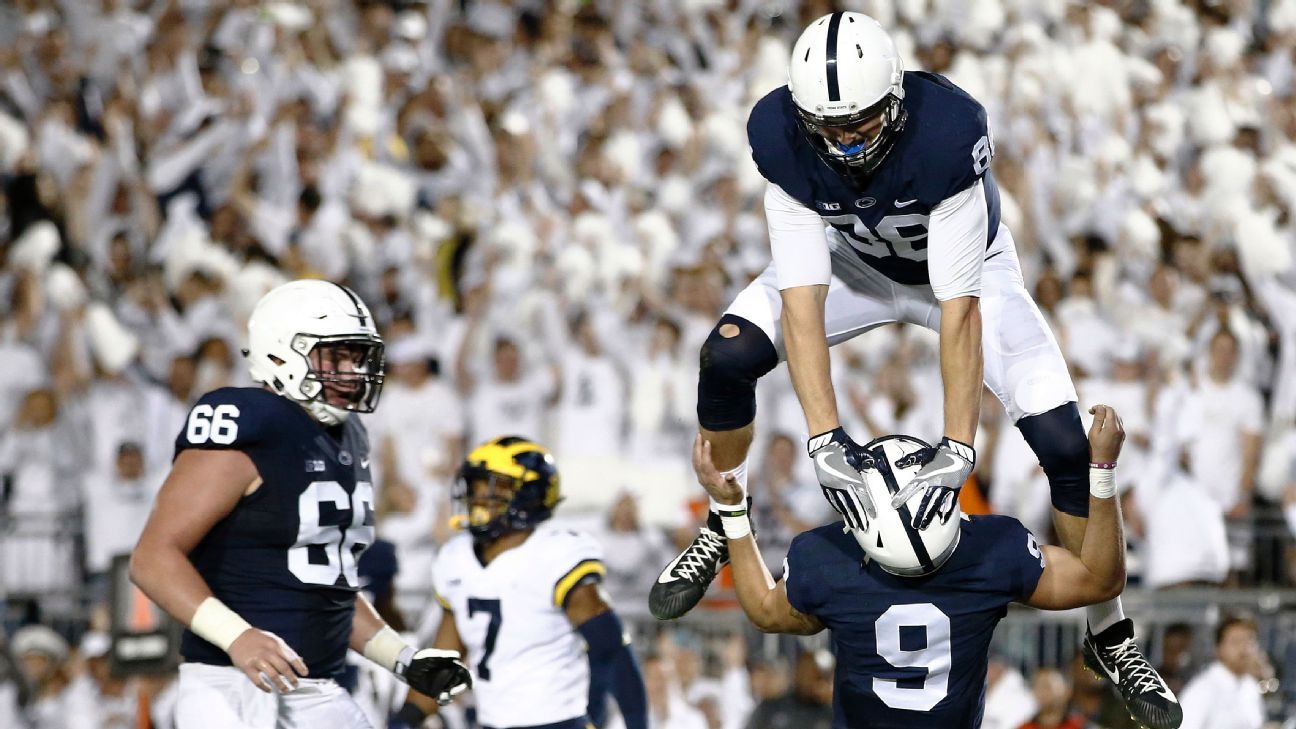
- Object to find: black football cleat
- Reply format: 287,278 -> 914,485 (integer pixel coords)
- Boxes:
1083,618 -> 1183,729
649,510 -> 729,620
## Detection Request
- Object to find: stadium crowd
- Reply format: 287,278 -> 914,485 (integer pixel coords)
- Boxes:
1,0 -> 1296,727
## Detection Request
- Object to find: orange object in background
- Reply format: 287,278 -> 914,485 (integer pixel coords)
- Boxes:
959,474 -> 992,515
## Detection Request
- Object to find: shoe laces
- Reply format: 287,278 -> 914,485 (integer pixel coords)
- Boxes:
675,528 -> 726,582
1106,638 -> 1165,695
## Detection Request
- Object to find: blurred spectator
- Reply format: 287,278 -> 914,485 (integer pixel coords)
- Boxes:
80,442 -> 159,592
1158,622 -> 1199,697
1180,614 -> 1272,729
554,310 -> 626,458
456,330 -> 557,447
369,334 -> 465,492
1176,327 -> 1264,574
11,624 -> 71,729
1018,667 -> 1093,729
746,650 -> 833,729
642,652 -> 708,729
983,655 -> 1037,729
627,316 -> 694,461
63,631 -> 134,729
748,432 -> 834,575
0,389 -> 80,601
590,490 -> 671,618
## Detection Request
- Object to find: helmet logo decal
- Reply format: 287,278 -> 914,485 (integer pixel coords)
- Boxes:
825,12 -> 844,102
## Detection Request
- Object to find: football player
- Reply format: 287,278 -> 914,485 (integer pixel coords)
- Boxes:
396,436 -> 648,729
130,280 -> 471,728
649,12 -> 1179,727
695,405 -> 1171,728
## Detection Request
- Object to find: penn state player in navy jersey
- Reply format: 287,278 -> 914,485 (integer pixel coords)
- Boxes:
131,280 -> 470,729
694,406 -> 1155,728
649,13 -> 1179,727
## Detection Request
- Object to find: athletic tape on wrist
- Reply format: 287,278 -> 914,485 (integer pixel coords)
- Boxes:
363,626 -> 413,675
190,597 -> 253,652
718,509 -> 751,539
1089,467 -> 1116,499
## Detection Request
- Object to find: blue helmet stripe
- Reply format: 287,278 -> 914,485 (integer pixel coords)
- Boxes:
873,445 -> 935,574
825,12 -> 843,102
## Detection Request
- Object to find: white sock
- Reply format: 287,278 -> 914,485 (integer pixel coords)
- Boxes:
709,460 -> 749,514
1087,597 -> 1126,635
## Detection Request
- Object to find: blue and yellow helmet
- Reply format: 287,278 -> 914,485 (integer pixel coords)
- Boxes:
453,436 -> 562,542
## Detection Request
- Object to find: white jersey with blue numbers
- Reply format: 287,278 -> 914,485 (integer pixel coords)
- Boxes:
748,72 -> 1006,298
784,515 -> 1046,729
174,387 -> 375,680
432,526 -> 605,728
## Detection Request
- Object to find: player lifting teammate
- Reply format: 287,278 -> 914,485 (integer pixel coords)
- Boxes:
649,13 -> 1178,728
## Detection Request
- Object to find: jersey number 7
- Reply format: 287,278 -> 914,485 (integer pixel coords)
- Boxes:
467,598 -> 502,680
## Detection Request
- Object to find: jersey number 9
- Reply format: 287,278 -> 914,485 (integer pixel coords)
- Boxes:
873,603 -> 952,711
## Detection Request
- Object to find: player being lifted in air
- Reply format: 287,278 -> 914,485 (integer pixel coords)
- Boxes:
649,13 -> 1179,728
131,280 -> 471,728
396,436 -> 648,729
694,405 -> 1162,728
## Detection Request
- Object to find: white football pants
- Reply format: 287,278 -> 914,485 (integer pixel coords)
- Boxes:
174,663 -> 374,729
726,223 -> 1076,424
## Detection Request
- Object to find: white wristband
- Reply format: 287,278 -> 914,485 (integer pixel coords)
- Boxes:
190,597 -> 252,652
719,510 -> 751,540
363,626 -> 415,676
1089,467 -> 1116,499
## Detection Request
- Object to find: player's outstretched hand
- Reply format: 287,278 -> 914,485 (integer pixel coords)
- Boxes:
401,648 -> 472,706
1087,404 -> 1125,463
693,435 -> 743,507
808,430 -> 877,531
228,628 -> 309,693
891,437 -> 975,530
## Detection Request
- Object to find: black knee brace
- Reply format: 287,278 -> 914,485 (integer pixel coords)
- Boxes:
696,314 -> 779,431
1016,401 -> 1090,517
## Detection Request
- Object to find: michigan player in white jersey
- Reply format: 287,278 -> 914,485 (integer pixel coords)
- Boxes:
131,280 -> 471,728
397,437 -> 648,729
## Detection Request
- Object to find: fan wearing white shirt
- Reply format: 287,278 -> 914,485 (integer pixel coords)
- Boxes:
1179,615 -> 1271,729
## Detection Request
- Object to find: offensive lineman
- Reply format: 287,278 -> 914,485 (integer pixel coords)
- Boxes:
695,405 -> 1165,728
131,280 -> 471,728
649,13 -> 1178,727
397,436 -> 648,729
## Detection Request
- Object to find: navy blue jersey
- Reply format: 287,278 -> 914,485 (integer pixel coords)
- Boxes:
174,387 -> 375,680
748,72 -> 1002,285
785,515 -> 1045,728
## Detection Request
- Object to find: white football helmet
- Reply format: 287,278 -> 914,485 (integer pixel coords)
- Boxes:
788,12 -> 907,184
820,435 -> 962,577
244,280 -> 385,426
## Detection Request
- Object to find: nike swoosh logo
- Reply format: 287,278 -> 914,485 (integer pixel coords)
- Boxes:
919,462 -> 963,480
894,199 -> 917,208
657,553 -> 686,583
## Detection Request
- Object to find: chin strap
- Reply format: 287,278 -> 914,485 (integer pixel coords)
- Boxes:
303,399 -> 349,426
